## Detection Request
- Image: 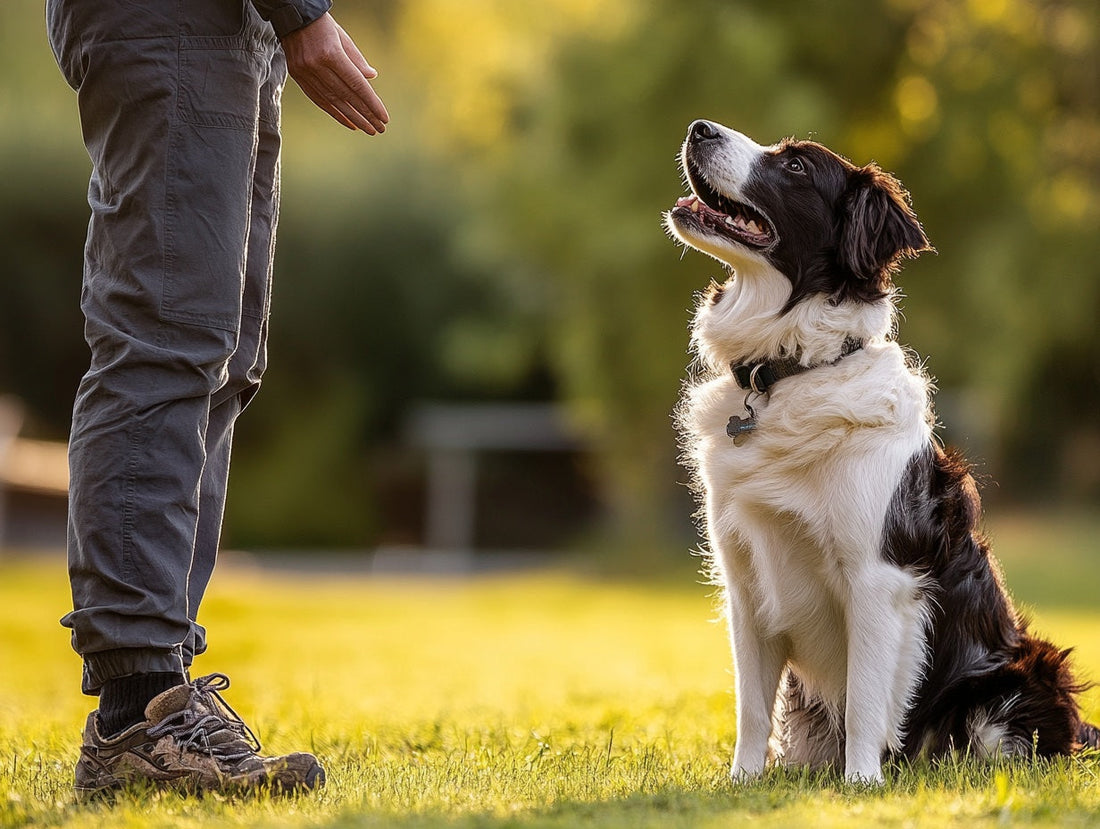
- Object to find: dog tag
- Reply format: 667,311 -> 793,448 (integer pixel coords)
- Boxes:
726,414 -> 757,446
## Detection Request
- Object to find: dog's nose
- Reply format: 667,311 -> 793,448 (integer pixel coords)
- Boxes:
690,120 -> 722,142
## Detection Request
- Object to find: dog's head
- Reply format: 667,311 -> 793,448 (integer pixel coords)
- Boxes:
666,120 -> 931,310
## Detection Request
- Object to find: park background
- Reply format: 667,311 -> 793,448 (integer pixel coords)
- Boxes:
2,1 -> 1100,826
1,0 -> 1098,557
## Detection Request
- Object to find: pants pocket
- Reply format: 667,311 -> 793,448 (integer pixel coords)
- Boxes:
160,40 -> 272,331
177,37 -> 267,130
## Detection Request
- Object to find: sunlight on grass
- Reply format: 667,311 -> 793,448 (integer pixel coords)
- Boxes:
2,511 -> 1099,827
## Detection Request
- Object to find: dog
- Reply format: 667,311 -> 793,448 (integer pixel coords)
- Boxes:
666,119 -> 1098,783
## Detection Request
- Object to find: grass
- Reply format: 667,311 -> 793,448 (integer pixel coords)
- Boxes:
1,511 -> 1099,827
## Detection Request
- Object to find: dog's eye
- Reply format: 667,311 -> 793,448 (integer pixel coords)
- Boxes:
786,157 -> 806,174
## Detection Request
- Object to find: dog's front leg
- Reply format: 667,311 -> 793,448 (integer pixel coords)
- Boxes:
843,564 -> 924,784
728,596 -> 787,781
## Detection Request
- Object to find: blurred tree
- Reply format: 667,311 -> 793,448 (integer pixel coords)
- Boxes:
3,0 -> 1097,550
401,0 -> 1100,539
0,163 -> 89,437
885,0 -> 1100,502
222,148 -> 551,547
428,1 -> 927,542
0,1 -> 93,438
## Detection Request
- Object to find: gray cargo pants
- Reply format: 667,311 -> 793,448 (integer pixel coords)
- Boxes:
47,0 -> 287,694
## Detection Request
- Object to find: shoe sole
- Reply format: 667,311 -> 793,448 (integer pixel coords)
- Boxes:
74,761 -> 325,801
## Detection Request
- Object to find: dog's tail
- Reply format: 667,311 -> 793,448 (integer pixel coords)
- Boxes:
1077,721 -> 1100,752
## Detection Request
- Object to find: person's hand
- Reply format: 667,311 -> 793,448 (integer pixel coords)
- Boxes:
281,13 -> 389,134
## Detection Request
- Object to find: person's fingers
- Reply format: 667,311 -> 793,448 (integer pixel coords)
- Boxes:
336,23 -> 378,80
355,81 -> 389,127
326,31 -> 389,127
322,44 -> 389,123
282,13 -> 389,134
315,64 -> 388,132
294,55 -> 386,131
330,97 -> 379,134
296,78 -> 359,130
293,62 -> 376,132
318,77 -> 380,133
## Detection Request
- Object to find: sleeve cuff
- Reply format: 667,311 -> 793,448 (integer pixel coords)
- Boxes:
256,0 -> 333,39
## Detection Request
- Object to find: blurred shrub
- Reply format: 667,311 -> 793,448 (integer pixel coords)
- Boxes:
2,0 -> 1097,551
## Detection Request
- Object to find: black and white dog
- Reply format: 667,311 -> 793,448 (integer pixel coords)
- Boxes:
667,119 -> 1097,783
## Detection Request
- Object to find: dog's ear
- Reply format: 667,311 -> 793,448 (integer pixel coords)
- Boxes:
839,165 -> 932,285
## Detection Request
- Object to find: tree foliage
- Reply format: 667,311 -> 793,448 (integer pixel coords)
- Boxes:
406,0 -> 1100,533
2,0 -> 1097,548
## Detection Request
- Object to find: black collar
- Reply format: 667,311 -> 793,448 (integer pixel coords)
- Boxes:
730,338 -> 864,395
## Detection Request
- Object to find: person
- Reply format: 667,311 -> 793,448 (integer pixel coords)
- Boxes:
46,0 -> 389,797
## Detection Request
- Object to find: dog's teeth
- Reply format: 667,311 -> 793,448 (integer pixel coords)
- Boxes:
690,199 -> 700,213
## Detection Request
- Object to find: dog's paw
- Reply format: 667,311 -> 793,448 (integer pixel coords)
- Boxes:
844,766 -> 885,787
729,761 -> 766,785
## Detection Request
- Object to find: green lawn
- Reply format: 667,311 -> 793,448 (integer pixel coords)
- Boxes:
2,511 -> 1099,827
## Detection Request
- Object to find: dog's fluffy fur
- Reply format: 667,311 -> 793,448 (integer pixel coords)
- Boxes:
667,120 -> 1097,783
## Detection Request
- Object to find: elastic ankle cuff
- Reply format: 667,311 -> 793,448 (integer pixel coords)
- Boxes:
82,648 -> 187,696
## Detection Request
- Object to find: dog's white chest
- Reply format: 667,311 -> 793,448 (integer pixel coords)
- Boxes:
688,346 -> 932,671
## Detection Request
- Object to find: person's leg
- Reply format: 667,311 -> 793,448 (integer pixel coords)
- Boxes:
48,0 -> 324,796
185,41 -> 287,665
49,0 -> 270,703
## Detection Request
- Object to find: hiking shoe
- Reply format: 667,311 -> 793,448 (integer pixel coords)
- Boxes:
74,673 -> 325,798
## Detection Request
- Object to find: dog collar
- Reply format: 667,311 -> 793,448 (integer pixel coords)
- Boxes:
730,338 -> 865,395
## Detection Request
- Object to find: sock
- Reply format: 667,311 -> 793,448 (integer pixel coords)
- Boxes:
98,672 -> 185,737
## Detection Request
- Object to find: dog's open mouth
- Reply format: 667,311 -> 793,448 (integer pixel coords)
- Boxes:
672,174 -> 775,250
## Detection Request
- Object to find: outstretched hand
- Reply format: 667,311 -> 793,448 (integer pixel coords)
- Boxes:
281,13 -> 389,134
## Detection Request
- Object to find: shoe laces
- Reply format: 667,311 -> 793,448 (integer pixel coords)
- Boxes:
146,673 -> 262,762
